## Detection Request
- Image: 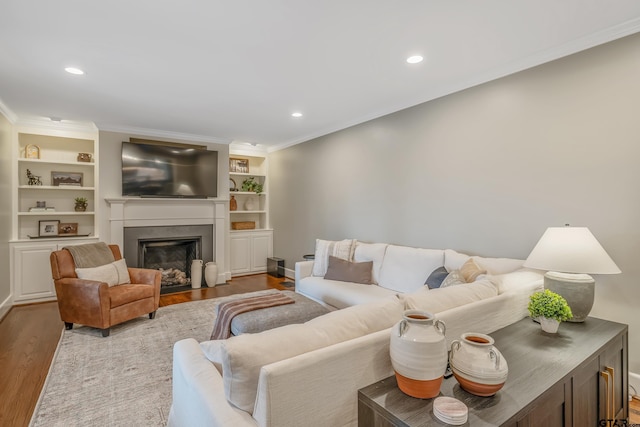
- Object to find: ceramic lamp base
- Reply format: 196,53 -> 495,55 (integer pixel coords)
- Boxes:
544,271 -> 595,322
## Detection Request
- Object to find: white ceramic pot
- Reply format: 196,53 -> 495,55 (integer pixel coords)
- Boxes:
540,317 -> 560,333
390,310 -> 447,398
190,259 -> 203,289
244,198 -> 255,210
204,262 -> 218,287
449,332 -> 508,397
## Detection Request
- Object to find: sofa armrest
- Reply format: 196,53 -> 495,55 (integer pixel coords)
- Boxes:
294,261 -> 314,285
253,329 -> 393,427
128,267 -> 162,306
168,338 -> 256,427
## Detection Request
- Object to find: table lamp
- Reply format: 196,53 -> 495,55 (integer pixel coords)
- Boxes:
523,226 -> 620,322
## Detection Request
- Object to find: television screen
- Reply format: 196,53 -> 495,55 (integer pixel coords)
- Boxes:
122,141 -> 218,198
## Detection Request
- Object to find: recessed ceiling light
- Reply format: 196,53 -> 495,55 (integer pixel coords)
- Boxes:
65,67 -> 85,75
406,55 -> 424,64
291,112 -> 303,118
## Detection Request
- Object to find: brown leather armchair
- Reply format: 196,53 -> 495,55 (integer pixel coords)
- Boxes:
50,244 -> 161,337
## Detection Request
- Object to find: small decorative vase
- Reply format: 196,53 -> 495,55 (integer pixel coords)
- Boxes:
190,259 -> 203,289
229,195 -> 237,211
540,317 -> 560,333
449,332 -> 508,397
390,310 -> 447,398
204,262 -> 218,287
244,197 -> 255,211
74,203 -> 87,212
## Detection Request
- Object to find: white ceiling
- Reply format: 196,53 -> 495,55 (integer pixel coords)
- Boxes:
1,1 -> 640,150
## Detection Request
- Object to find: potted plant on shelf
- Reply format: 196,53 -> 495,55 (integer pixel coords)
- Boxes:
74,197 -> 88,212
241,177 -> 263,194
528,289 -> 573,333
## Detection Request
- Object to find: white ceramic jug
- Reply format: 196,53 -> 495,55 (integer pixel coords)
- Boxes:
390,310 -> 447,398
191,259 -> 203,289
449,332 -> 508,396
205,262 -> 218,287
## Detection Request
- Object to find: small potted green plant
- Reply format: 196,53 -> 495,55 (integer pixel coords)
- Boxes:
528,289 -> 573,333
241,177 -> 263,194
74,197 -> 88,212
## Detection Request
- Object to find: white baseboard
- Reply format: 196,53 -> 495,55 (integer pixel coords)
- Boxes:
630,371 -> 640,397
0,293 -> 13,323
284,267 -> 295,280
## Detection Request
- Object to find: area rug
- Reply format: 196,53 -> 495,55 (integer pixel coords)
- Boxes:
30,290 -> 276,427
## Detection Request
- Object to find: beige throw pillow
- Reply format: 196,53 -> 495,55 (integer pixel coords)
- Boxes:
311,238 -> 356,276
460,258 -> 487,282
75,259 -> 131,286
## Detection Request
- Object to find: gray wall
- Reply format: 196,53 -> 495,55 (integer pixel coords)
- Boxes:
0,112 -> 12,315
270,33 -> 640,372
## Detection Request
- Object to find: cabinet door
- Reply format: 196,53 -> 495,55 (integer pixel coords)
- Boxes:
12,243 -> 58,302
230,234 -> 251,274
572,356 -> 600,427
599,334 -> 628,424
250,233 -> 272,271
517,381 -> 568,427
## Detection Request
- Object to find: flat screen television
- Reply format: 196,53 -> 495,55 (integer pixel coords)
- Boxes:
121,141 -> 218,198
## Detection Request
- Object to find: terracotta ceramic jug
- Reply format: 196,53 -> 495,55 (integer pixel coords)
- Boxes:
390,310 -> 447,398
230,195 -> 237,211
449,332 -> 508,396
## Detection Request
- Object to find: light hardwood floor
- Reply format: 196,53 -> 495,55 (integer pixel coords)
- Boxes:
1,274 -> 638,426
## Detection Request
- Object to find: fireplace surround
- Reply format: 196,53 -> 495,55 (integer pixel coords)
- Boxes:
107,198 -> 227,285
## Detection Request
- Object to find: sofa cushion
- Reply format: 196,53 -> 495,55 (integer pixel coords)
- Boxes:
444,249 -> 524,275
323,256 -> 373,285
75,259 -> 131,286
297,276 -> 398,309
400,278 -> 498,313
311,239 -> 356,277
378,245 -> 444,293
440,270 -> 466,288
425,266 -> 448,289
219,297 -> 404,413
353,242 -> 388,284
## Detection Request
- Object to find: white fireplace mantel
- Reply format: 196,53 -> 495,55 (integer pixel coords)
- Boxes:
106,197 -> 228,281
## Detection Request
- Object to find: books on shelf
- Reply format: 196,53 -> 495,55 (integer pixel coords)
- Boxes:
29,207 -> 56,212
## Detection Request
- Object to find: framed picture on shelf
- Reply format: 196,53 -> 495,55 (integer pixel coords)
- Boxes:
39,220 -> 59,236
25,144 -> 40,159
229,158 -> 249,173
58,222 -> 78,235
51,171 -> 83,187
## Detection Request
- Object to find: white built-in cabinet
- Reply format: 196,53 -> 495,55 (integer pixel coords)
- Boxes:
10,123 -> 99,303
228,150 -> 273,276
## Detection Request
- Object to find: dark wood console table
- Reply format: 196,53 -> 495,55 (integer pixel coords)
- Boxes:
358,317 -> 628,426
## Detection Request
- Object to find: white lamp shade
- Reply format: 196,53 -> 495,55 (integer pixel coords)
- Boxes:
523,227 -> 621,274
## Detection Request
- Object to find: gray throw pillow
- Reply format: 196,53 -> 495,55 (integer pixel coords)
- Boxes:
425,266 -> 449,289
323,256 -> 374,284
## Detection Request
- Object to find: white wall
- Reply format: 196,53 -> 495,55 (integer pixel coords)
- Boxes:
270,33 -> 640,372
0,112 -> 12,318
97,131 -> 230,242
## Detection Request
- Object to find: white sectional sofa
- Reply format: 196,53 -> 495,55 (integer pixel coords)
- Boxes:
169,240 -> 544,427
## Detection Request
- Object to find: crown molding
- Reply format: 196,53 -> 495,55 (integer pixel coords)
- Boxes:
97,123 -> 231,146
269,17 -> 640,153
0,97 -> 18,124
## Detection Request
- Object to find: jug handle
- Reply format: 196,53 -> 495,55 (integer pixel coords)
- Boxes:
434,319 -> 446,336
490,348 -> 501,370
398,319 -> 408,337
450,340 -> 461,362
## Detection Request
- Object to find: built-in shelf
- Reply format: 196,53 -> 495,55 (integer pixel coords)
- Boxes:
19,185 -> 95,191
18,158 -> 95,167
18,211 -> 95,216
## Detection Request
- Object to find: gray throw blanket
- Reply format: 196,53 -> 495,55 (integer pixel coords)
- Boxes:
64,242 -> 115,268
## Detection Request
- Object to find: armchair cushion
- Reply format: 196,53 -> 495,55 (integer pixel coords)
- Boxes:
75,259 -> 131,286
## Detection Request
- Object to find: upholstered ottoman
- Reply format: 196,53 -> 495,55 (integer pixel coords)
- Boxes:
230,291 -> 330,335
